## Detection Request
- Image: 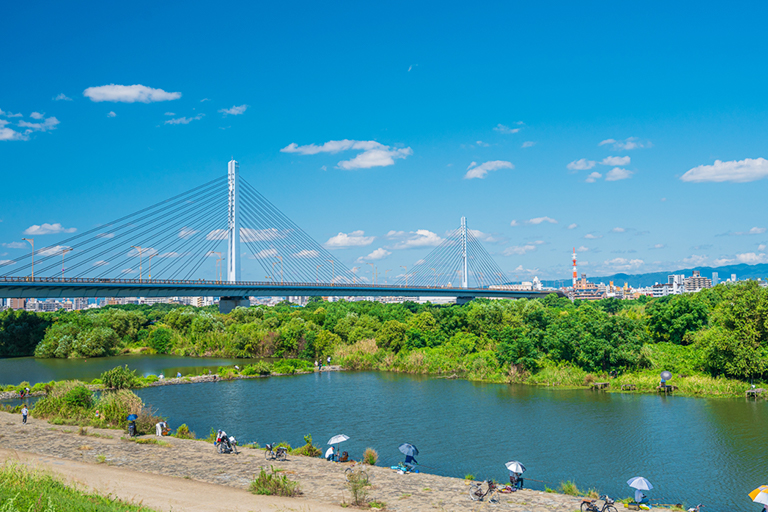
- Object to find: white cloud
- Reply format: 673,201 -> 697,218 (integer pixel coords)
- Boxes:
30,112 -> 44,120
0,126 -> 27,141
0,259 -> 15,266
713,257 -> 734,266
294,250 -> 320,258
38,245 -> 72,256
521,141 -> 536,148
652,243 -> 665,249
281,139 -> 413,170
96,233 -> 114,239
611,227 -> 626,233
23,223 -> 76,235
584,233 -> 602,239
599,137 -> 646,150
736,252 -> 768,264
2,242 -> 27,249
759,244 -> 767,251
567,223 -> 578,230
468,229 -> 499,243
464,160 -> 514,179
577,246 -> 589,252
241,228 -> 286,242
731,227 -> 766,236
218,104 -> 248,116
200,98 -> 210,102
605,167 -> 633,181
83,84 -> 181,103
494,123 -> 521,134
206,229 -> 228,240
252,248 -> 279,259
325,230 -> 375,248
603,257 -> 644,271
93,260 -> 109,267
503,245 -> 537,256
567,159 -> 596,171
357,248 -> 391,262
18,117 -> 60,132
387,229 -> 443,249
682,254 -> 708,266
127,247 -> 157,257
585,172 -> 602,183
121,268 -> 135,275
527,216 -> 557,225
178,227 -> 199,239
164,114 -> 204,125
54,93 -> 72,101
680,158 -> 768,183
164,112 -> 175,116
476,140 -> 489,147
601,156 -> 630,166
107,111 -> 116,118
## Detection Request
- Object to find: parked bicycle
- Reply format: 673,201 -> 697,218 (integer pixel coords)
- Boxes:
215,430 -> 238,454
345,462 -> 373,482
581,495 -> 617,512
264,443 -> 288,461
468,480 -> 500,503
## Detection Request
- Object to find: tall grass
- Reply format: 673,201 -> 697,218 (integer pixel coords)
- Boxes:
249,466 -> 300,496
0,462 -> 156,511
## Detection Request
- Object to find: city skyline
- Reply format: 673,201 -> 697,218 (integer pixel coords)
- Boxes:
2,1 -> 768,281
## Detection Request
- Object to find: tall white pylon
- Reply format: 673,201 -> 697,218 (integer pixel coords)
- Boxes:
227,159 -> 240,282
461,216 -> 468,288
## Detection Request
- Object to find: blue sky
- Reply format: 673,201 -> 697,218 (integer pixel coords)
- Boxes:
2,0 -> 768,283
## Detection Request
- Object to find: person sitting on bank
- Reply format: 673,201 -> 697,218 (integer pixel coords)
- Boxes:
404,454 -> 418,471
634,489 -> 649,505
325,446 -> 336,461
509,471 -> 524,490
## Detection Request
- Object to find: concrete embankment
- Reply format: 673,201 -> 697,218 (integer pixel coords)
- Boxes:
0,411 -> 674,512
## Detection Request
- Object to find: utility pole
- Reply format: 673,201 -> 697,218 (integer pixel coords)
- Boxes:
212,252 -> 223,282
366,262 -> 376,285
227,159 -> 240,283
460,216 -> 468,289
384,269 -> 392,284
400,266 -> 407,286
131,246 -> 143,282
352,266 -> 360,284
277,255 -> 283,285
22,238 -> 33,279
316,264 -> 322,283
61,248 -> 72,279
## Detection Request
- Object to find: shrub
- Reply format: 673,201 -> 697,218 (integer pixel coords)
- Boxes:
101,365 -> 138,390
173,424 -> 196,439
292,434 -> 321,457
557,480 -> 581,496
241,360 -> 272,376
97,389 -> 142,427
346,467 -> 372,506
63,385 -> 93,409
464,474 -> 475,480
249,466 -> 300,496
362,448 -> 378,465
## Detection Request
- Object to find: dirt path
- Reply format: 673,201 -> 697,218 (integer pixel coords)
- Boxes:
0,411 -> 673,512
0,448 -> 344,512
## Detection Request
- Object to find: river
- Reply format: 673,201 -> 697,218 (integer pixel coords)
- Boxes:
0,356 -> 763,510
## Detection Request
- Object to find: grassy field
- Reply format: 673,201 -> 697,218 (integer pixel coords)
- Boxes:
0,462 -> 157,512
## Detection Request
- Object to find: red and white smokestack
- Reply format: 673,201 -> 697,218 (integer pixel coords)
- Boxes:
572,247 -> 577,286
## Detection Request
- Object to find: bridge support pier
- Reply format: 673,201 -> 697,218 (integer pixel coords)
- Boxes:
456,296 -> 474,305
219,296 -> 250,314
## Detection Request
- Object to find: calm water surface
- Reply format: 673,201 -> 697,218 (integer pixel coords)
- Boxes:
0,355 -> 260,385
135,371 -> 764,512
1,356 -> 764,511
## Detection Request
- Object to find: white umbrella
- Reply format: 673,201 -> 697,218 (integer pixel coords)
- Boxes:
505,461 -> 526,473
627,477 -> 653,490
327,434 -> 349,445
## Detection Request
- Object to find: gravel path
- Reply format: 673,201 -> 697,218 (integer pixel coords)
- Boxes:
0,411 -> 672,512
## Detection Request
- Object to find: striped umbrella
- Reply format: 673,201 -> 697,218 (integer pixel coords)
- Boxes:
749,485 -> 768,506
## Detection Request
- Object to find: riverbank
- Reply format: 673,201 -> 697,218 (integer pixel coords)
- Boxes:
0,410 -> 673,512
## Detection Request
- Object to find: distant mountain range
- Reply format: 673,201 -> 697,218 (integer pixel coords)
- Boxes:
540,263 -> 768,288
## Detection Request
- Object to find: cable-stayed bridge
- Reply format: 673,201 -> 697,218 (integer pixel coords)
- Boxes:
0,160 -> 558,311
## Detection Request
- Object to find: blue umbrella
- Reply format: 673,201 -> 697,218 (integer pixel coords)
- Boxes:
126,414 -> 138,421
399,443 -> 419,457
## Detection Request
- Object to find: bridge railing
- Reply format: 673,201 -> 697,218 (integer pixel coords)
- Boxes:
0,275 -> 514,292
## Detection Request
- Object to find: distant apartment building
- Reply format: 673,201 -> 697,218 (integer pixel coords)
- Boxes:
712,272 -> 719,286
684,270 -> 712,292
73,298 -> 88,310
8,298 -> 26,310
569,274 -> 605,300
